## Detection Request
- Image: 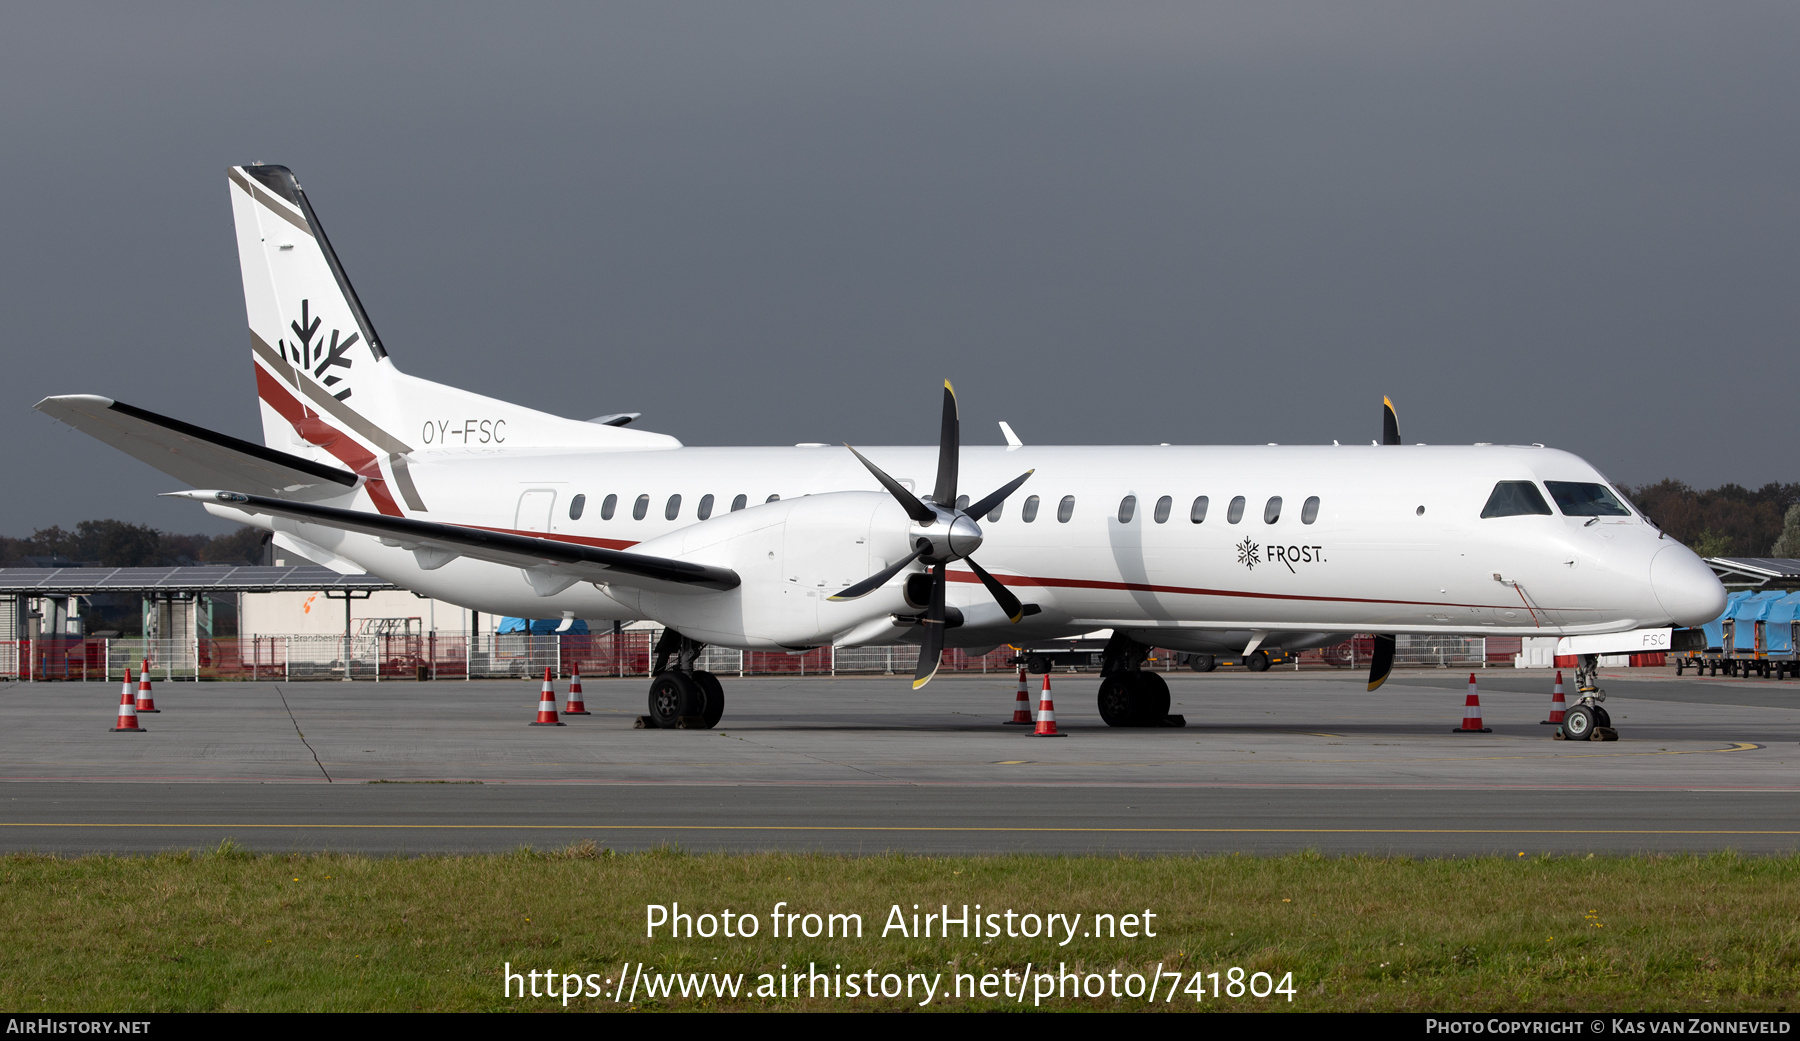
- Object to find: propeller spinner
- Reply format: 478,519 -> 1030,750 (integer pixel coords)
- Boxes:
831,381 -> 1034,689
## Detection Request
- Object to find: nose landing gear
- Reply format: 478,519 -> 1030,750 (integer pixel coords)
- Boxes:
639,628 -> 725,729
1558,653 -> 1618,741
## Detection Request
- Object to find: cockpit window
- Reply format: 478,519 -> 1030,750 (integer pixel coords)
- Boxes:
1544,481 -> 1631,518
1480,481 -> 1552,518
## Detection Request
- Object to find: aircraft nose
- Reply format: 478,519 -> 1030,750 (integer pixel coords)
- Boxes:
1650,543 -> 1727,627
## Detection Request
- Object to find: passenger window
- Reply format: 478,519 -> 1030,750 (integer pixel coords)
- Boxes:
1264,496 -> 1282,524
1227,496 -> 1246,524
664,494 -> 682,521
697,494 -> 714,521
1190,496 -> 1209,523
1117,495 -> 1136,523
1058,496 -> 1076,523
632,494 -> 649,521
987,501 -> 1003,522
766,494 -> 781,503
956,495 -> 970,511
731,494 -> 747,512
600,493 -> 617,521
1544,481 -> 1631,518
1154,496 -> 1171,524
568,493 -> 586,520
1301,496 -> 1320,524
1481,481 -> 1553,518
1021,495 -> 1040,523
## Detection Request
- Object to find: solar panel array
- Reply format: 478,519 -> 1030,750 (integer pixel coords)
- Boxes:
0,566 -> 395,595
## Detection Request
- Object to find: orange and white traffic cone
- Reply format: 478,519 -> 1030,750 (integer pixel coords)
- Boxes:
1542,670 -> 1567,725
1004,666 -> 1033,725
1032,674 -> 1065,737
563,665 -> 589,715
135,663 -> 159,713
1453,672 -> 1491,733
111,668 -> 145,732
529,667 -> 565,727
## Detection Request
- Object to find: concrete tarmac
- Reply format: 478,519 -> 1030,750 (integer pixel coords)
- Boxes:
2,667 -> 1796,855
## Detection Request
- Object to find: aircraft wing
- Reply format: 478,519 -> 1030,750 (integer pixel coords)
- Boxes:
35,395 -> 359,501
165,490 -> 741,593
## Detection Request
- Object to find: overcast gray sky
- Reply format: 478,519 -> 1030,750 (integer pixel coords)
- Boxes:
4,2 -> 1795,535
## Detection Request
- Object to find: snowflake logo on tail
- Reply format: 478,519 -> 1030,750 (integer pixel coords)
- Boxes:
1236,537 -> 1261,570
277,299 -> 358,401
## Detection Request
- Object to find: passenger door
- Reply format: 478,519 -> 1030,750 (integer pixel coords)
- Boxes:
515,489 -> 557,534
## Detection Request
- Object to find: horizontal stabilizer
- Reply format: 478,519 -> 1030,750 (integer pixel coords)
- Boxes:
35,395 -> 358,500
166,490 -> 740,594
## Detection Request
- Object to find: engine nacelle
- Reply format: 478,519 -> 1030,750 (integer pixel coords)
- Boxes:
604,491 -> 918,648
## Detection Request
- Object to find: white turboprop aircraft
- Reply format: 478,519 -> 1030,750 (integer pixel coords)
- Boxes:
37,164 -> 1727,737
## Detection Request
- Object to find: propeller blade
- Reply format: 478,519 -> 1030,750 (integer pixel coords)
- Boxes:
912,565 -> 946,689
964,469 -> 1035,523
846,445 -> 935,524
965,556 -> 1023,623
1366,634 -> 1396,690
933,380 -> 959,505
828,545 -> 926,602
1381,396 -> 1401,446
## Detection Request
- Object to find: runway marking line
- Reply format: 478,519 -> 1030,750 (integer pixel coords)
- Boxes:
4,823 -> 1800,836
970,742 -> 1764,767
1,742 -> 1760,774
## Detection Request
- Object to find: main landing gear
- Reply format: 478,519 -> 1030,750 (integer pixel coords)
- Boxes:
1558,653 -> 1618,742
1096,632 -> 1184,728
640,629 -> 725,729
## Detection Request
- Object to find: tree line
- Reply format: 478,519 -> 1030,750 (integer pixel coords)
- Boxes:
0,520 -> 268,569
2,482 -> 1797,570
1622,481 -> 1800,558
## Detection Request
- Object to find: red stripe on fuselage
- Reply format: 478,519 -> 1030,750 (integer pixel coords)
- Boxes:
254,363 -> 403,516
466,515 -> 1556,613
942,566 -> 1563,613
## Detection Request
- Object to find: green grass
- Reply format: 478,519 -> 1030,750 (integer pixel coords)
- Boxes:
2,845 -> 1797,1011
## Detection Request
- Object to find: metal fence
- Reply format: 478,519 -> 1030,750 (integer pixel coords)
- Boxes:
2,632 -> 1017,681
1,633 -> 1533,681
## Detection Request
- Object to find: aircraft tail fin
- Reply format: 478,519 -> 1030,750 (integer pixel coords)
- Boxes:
227,165 -> 677,506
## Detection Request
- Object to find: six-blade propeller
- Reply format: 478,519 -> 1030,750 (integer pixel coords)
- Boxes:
831,381 -> 1034,689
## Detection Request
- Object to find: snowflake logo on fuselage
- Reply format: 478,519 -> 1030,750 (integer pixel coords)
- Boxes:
1236,537 -> 1261,569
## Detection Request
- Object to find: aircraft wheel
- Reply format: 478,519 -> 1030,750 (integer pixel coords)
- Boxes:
1096,675 -> 1137,727
646,671 -> 702,729
1132,672 -> 1171,725
693,670 -> 725,729
1189,654 -> 1217,673
1245,650 -> 1271,673
1593,704 -> 1612,728
1026,655 -> 1052,675
1561,704 -> 1597,741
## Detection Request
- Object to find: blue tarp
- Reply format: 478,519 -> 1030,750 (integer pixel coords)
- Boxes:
1764,593 -> 1800,654
496,617 -> 591,635
1730,591 -> 1786,650
1703,591 -> 1753,650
